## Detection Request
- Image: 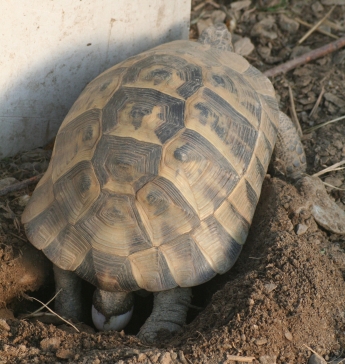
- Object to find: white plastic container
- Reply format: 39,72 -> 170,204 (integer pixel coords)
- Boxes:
0,0 -> 191,158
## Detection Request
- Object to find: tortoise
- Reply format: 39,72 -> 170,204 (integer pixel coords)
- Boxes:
22,24 -> 345,343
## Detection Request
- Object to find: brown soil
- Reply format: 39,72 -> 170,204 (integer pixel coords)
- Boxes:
1,1 -> 345,363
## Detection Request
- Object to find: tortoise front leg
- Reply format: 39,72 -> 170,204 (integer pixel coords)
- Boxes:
138,287 -> 192,344
53,265 -> 83,320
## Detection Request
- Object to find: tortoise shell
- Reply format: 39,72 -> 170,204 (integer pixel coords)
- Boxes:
22,38 -> 279,292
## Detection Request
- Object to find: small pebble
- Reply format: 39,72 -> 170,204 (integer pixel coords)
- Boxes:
279,14 -> 299,33
255,338 -> 268,346
250,17 -> 278,39
284,330 -> 293,341
295,223 -> 308,235
333,140 -> 343,150
40,337 -> 61,352
312,1 -> 324,12
324,177 -> 343,188
234,37 -> 254,56
324,92 -> 345,108
0,319 -> 10,331
308,353 -> 327,364
259,355 -> 277,364
264,283 -> 277,293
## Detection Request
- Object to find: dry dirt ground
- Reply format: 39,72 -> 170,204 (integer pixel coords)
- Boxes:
1,1 -> 345,363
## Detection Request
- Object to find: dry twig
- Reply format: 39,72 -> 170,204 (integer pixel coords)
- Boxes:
309,86 -> 325,118
288,85 -> 303,137
295,18 -> 338,40
225,354 -> 256,362
313,160 -> 345,178
298,5 -> 335,44
23,289 -> 62,318
0,173 -> 44,197
302,344 -> 325,361
264,36 -> 345,78
23,293 -> 80,333
304,114 -> 345,133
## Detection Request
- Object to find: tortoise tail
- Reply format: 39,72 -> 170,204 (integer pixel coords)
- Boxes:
198,23 -> 234,52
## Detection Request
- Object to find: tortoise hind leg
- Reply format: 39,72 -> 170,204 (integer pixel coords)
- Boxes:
138,287 -> 192,344
272,111 -> 307,180
274,112 -> 345,234
53,265 -> 83,320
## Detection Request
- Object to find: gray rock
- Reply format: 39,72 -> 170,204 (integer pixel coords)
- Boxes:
312,1 -> 325,12
251,17 -> 278,39
295,223 -> 308,235
324,177 -> 343,188
308,353 -> 327,364
279,14 -> 299,33
324,92 -> 345,108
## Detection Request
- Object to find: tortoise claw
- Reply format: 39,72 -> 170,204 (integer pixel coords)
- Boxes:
297,175 -> 345,235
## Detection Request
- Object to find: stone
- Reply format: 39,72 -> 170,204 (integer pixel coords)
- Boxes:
260,355 -> 277,364
234,37 -> 254,56
279,14 -> 299,33
333,140 -> 343,150
308,353 -> 327,364
295,224 -> 308,235
284,330 -> 293,341
312,1 -> 325,12
324,93 -> 345,108
255,338 -> 268,345
324,177 -> 343,188
251,17 -> 278,39
231,0 -> 251,11
40,337 -> 61,352
264,283 -> 277,293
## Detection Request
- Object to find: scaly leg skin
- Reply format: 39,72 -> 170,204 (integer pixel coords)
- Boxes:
273,111 -> 307,180
92,289 -> 134,331
274,112 -> 345,235
137,287 -> 192,344
53,265 -> 83,320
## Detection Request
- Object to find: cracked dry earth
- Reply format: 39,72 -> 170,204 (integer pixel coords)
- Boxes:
1,0 -> 345,363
